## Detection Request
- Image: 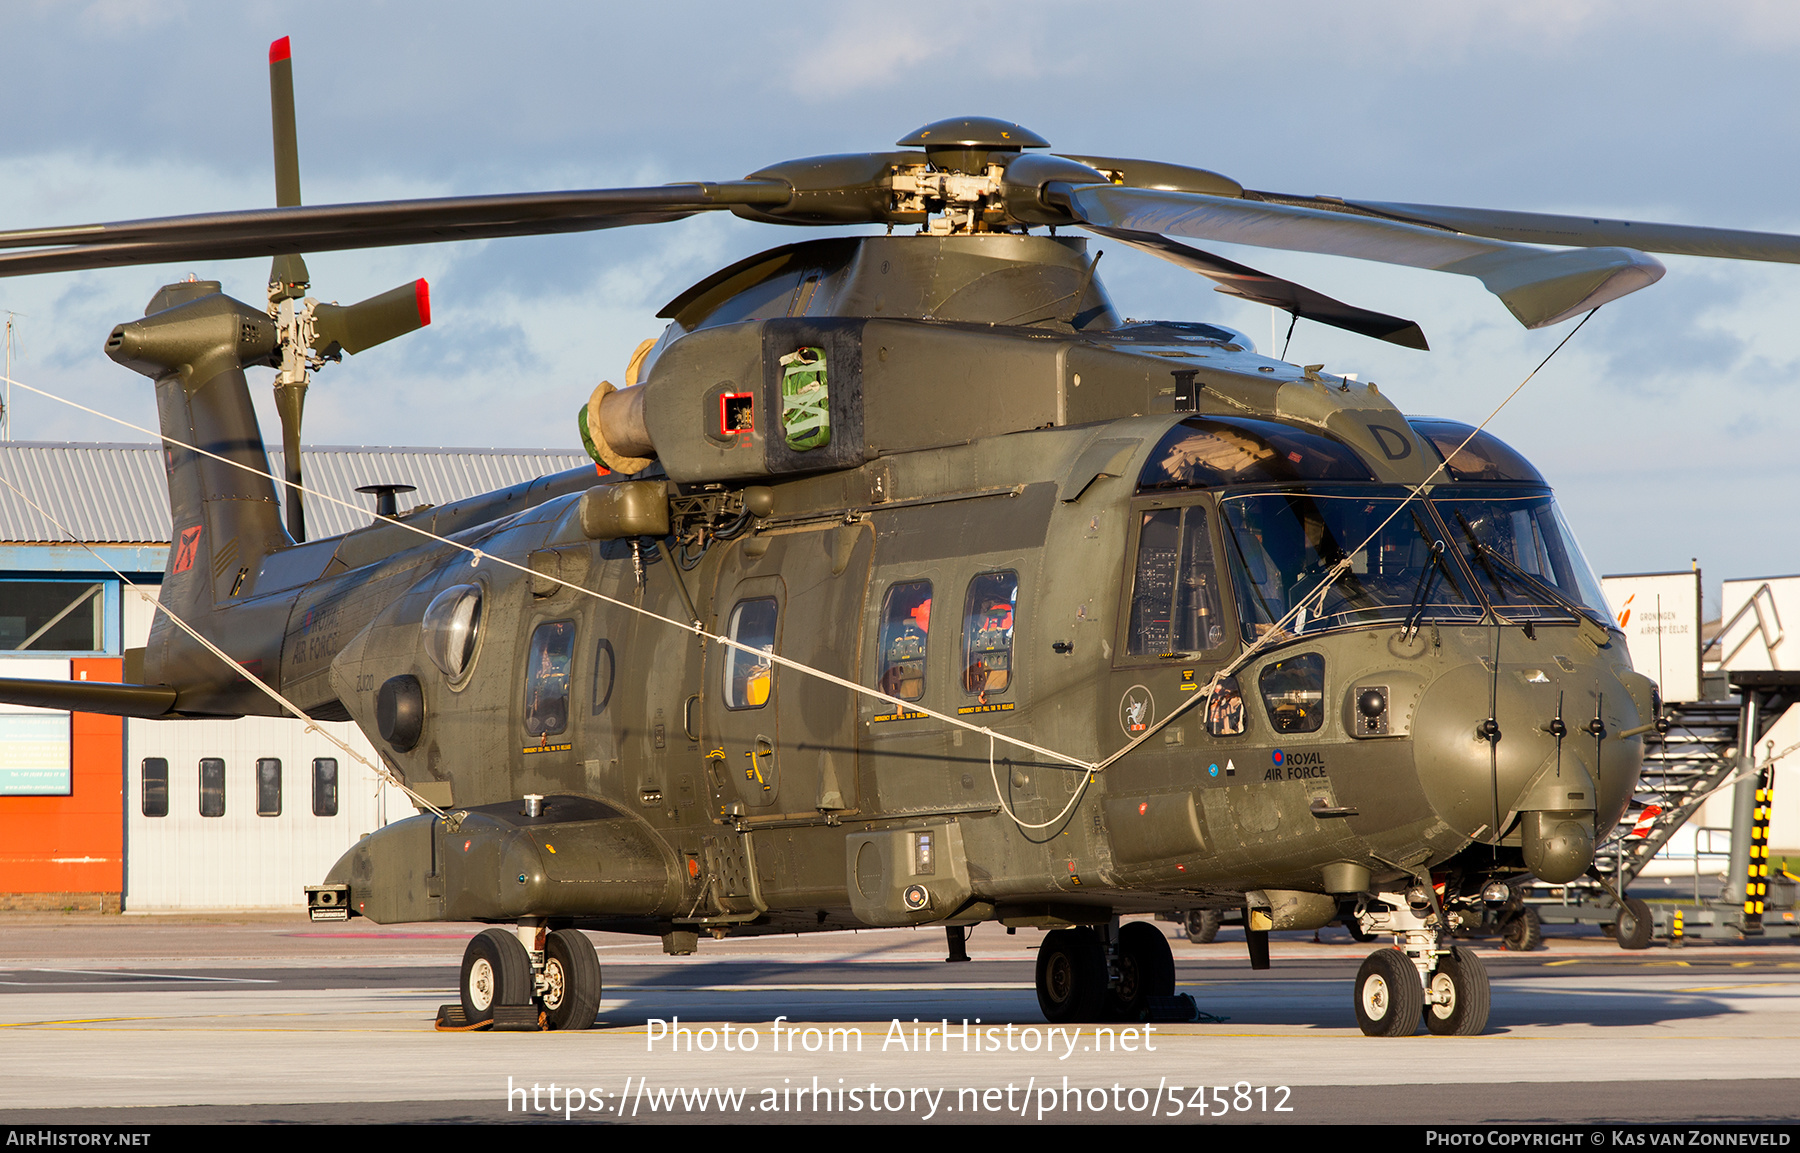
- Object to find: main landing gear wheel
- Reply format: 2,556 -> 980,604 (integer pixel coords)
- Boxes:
1184,909 -> 1223,944
541,928 -> 602,1031
1614,896 -> 1654,950
1036,927 -> 1105,1024
1501,906 -> 1542,952
461,927 -> 532,1027
1105,921 -> 1176,1021
1354,948 -> 1423,1037
1423,947 -> 1491,1036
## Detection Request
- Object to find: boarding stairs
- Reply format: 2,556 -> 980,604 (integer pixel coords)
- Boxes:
1592,696 -> 1741,889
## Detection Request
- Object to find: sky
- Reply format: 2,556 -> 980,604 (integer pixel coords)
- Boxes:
3,0 -> 1799,613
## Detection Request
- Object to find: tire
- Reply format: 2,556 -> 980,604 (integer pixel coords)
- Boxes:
1105,922 -> 1176,1021
541,928 -> 602,1031
1184,909 -> 1223,944
1036,927 -> 1106,1024
1338,905 -> 1374,943
1354,948 -> 1423,1037
1501,906 -> 1542,952
1423,947 -> 1491,1036
460,927 -> 532,1027
1615,896 -> 1654,950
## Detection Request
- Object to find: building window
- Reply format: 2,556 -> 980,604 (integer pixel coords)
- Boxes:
0,711 -> 70,796
0,581 -> 107,652
142,758 -> 168,818
256,758 -> 282,817
878,581 -> 932,701
312,758 -> 338,817
199,758 -> 225,817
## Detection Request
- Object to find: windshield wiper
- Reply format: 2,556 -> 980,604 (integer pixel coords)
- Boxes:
1401,539 -> 1446,641
1471,540 -> 1611,633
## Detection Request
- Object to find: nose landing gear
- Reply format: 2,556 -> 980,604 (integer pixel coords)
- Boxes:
1423,947 -> 1490,1036
1354,898 -> 1492,1037
1354,948 -> 1422,1036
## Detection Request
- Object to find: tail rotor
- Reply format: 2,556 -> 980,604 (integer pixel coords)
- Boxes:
262,36 -> 429,541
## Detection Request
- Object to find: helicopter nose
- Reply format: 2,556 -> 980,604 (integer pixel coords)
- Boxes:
1408,662 -> 1608,882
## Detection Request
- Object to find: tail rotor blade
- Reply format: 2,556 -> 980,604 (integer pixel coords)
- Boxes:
312,279 -> 431,357
268,36 -> 309,297
269,37 -> 302,209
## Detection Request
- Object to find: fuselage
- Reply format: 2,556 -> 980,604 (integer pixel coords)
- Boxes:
103,236 -> 1651,935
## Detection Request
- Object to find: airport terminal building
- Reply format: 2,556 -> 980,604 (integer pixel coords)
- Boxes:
0,442 -> 584,911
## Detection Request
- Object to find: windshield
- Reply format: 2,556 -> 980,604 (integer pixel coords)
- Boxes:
1218,486 -> 1482,640
1431,487 -> 1611,624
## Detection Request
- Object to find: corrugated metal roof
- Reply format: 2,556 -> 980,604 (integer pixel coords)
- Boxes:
0,443 -> 589,545
264,447 -> 590,539
0,443 -> 169,544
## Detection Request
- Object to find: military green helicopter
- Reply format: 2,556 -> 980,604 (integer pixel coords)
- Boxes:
7,37 -> 1798,1038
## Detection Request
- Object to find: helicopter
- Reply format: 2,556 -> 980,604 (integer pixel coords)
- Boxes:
6,36 -> 1797,1039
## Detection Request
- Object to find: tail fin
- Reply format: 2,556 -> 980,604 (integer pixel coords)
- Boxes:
108,280 -> 291,715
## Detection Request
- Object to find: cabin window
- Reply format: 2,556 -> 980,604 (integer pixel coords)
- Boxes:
878,581 -> 933,702
421,583 -> 483,681
141,758 -> 168,818
1127,505 -> 1227,656
524,620 -> 576,737
198,758 -> 225,817
256,758 -> 282,817
724,598 -> 779,710
962,572 -> 1017,697
312,758 -> 338,817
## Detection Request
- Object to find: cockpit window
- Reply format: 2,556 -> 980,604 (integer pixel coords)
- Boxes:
1220,487 -> 1481,639
1409,419 -> 1545,484
1127,505 -> 1228,656
1138,416 -> 1372,491
1432,488 -> 1611,624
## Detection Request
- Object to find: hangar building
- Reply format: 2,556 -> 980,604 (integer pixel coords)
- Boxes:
0,442 -> 585,911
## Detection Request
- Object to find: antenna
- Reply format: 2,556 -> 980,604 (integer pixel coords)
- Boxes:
2,311 -> 16,441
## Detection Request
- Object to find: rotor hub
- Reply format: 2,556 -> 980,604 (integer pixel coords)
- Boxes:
897,116 -> 1048,175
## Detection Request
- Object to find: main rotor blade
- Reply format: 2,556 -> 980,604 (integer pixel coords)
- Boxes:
1335,199 -> 1800,265
0,182 -> 792,279
312,279 -> 431,356
1059,184 -> 1665,328
1087,226 -> 1428,349
1057,155 -> 1243,198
